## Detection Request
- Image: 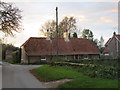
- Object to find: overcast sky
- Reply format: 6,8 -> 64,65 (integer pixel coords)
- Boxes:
1,0 -> 119,47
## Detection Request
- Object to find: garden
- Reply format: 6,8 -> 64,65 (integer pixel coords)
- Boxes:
30,58 -> 119,88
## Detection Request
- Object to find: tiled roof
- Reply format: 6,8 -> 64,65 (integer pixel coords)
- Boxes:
116,35 -> 120,40
21,37 -> 100,56
103,48 -> 109,53
105,38 -> 111,46
105,34 -> 120,47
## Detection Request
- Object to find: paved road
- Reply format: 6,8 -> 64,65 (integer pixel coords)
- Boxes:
2,62 -> 46,88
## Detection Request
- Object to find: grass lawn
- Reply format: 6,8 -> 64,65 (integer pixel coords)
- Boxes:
31,65 -> 118,88
58,78 -> 118,88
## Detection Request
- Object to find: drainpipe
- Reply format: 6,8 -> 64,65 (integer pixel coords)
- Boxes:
28,56 -> 30,64
116,40 -> 118,59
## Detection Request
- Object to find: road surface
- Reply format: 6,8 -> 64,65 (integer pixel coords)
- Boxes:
2,62 -> 46,88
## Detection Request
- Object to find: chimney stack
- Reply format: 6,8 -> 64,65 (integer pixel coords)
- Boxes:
113,32 -> 116,36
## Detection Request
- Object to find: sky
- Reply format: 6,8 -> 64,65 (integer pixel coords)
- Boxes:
0,0 -> 119,47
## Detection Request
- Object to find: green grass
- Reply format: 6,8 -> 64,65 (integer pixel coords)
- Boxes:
59,78 -> 118,88
32,65 -> 118,88
33,65 -> 88,81
49,60 -> 118,79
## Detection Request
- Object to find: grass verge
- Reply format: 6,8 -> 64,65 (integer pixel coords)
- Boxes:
31,65 -> 118,88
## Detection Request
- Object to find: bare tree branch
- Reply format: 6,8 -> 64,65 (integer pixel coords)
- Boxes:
0,1 -> 22,36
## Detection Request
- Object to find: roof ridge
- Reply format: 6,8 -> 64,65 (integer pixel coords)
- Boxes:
22,37 -> 89,40
115,35 -> 120,41
20,37 -> 31,47
30,37 -> 46,39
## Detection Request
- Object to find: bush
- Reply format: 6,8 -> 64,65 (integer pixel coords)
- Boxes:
12,50 -> 21,63
47,61 -> 118,79
4,59 -> 15,64
100,55 -> 112,59
47,57 -> 66,65
2,44 -> 20,60
31,65 -> 118,88
51,57 -> 66,62
2,48 -> 6,60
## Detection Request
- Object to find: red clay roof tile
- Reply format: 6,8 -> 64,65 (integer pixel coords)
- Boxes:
105,38 -> 111,46
21,37 -> 100,55
103,48 -> 109,53
116,35 -> 120,40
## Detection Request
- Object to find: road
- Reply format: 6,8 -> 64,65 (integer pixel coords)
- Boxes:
2,62 -> 46,88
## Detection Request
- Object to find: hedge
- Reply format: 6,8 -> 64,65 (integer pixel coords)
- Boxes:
12,50 -> 21,63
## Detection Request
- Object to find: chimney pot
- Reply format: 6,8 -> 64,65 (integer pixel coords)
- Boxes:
113,32 -> 116,36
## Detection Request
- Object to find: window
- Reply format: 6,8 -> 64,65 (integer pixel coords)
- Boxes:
104,53 -> 110,56
41,56 -> 46,61
83,55 -> 88,59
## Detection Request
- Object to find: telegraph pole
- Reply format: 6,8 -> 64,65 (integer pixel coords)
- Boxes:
56,7 -> 59,55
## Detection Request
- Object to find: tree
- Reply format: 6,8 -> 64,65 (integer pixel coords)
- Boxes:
93,39 -> 99,45
98,36 -> 104,48
59,16 -> 76,38
0,1 -> 22,36
82,29 -> 94,40
98,36 -> 104,53
40,20 -> 56,38
12,50 -> 21,63
2,44 -> 19,60
40,16 -> 77,38
72,32 -> 78,38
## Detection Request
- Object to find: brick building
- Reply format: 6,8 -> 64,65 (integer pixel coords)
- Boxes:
103,32 -> 120,59
21,37 -> 100,64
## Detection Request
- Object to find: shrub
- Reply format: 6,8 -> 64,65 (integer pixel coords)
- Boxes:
47,57 -> 66,65
2,44 -> 20,60
100,55 -> 112,59
51,57 -> 66,62
12,50 -> 21,63
4,59 -> 15,64
47,61 -> 118,79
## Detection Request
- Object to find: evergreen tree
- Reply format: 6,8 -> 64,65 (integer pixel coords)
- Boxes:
82,29 -> 94,40
72,32 -> 78,38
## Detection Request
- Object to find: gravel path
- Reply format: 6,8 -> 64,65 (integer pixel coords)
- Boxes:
42,79 -> 73,88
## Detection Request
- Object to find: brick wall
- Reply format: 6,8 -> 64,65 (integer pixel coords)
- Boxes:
21,46 -> 28,63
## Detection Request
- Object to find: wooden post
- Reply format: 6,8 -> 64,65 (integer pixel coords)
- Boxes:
74,55 -> 75,60
78,55 -> 79,60
56,7 -> 59,55
28,56 -> 30,64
